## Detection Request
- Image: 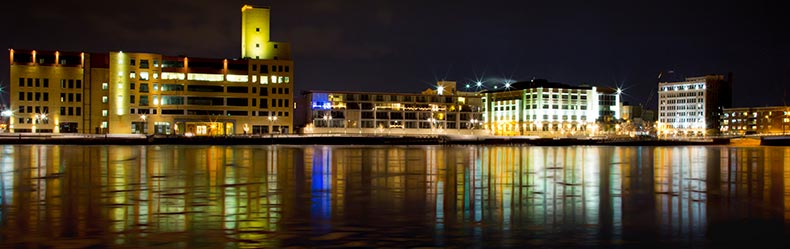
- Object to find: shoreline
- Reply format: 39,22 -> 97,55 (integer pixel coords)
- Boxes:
0,134 -> 732,146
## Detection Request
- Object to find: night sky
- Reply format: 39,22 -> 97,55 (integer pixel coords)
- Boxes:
2,0 -> 789,108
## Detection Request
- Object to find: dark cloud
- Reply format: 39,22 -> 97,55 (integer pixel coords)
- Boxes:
2,0 -> 790,107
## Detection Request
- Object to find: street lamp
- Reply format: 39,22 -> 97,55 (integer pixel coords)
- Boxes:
267,115 -> 278,135
1,109 -> 12,133
140,114 -> 147,134
33,113 -> 47,133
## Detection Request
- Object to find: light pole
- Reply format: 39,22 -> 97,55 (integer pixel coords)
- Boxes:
323,114 -> 332,133
469,118 -> 478,135
1,109 -> 12,133
267,115 -> 278,136
33,113 -> 47,133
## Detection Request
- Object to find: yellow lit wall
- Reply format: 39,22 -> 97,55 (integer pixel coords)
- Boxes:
9,50 -> 86,133
109,52 -> 131,134
241,5 -> 271,59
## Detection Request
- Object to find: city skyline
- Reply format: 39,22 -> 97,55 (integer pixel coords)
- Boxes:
1,0 -> 789,108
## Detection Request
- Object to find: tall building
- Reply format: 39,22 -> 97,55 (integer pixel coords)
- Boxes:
7,5 -> 294,135
303,81 -> 486,135
657,74 -> 732,136
481,79 -> 613,136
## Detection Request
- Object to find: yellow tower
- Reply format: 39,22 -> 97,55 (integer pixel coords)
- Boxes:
241,5 -> 270,59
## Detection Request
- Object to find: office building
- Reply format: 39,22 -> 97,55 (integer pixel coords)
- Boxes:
481,79 -> 612,136
303,81 -> 487,135
721,106 -> 790,135
657,74 -> 732,136
7,5 -> 293,135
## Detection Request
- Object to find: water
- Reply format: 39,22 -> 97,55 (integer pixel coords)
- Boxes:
0,145 -> 789,248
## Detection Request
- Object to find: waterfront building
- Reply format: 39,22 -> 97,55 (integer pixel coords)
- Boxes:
481,79 -> 612,136
657,74 -> 732,136
7,5 -> 293,135
720,106 -> 790,135
302,81 -> 487,135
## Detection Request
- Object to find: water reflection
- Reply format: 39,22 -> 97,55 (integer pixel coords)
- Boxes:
1,145 -> 789,247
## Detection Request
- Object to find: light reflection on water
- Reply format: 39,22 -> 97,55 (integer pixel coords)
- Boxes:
0,145 -> 789,247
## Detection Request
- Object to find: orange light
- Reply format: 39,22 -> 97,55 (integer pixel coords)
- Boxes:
241,5 -> 253,11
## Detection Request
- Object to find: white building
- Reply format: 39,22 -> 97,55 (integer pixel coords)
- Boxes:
481,79 -> 610,136
658,74 -> 732,136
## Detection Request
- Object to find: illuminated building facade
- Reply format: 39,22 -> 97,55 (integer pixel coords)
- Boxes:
7,5 -> 293,135
303,81 -> 486,135
481,80 -> 604,136
720,106 -> 790,135
657,74 -> 732,136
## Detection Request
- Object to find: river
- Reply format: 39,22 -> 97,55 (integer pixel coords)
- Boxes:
1,145 -> 788,248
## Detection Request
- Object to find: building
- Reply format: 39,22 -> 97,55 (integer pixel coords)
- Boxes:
481,79 -> 614,136
7,5 -> 294,135
302,81 -> 487,135
721,106 -> 790,135
657,74 -> 732,136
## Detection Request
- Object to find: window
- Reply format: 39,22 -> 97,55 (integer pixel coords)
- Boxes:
139,72 -> 149,81
140,60 -> 149,69
102,82 -> 108,90
35,79 -> 40,87
43,93 -> 48,101
27,92 -> 32,101
68,79 -> 74,88
102,109 -> 108,117
60,107 -> 65,115
256,43 -> 260,48
130,59 -> 135,66
76,94 -> 81,102
102,96 -> 108,103
130,83 -> 135,90
76,80 -> 81,88
139,83 -> 149,93
285,66 -> 289,72
35,93 -> 40,101
76,107 -> 81,116
27,78 -> 32,87
256,27 -> 260,32
130,72 -> 136,79
19,78 -> 24,87
139,96 -> 149,106
18,92 -> 24,101
274,44 -> 278,49
153,83 -> 158,91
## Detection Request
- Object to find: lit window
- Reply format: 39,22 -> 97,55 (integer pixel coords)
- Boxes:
153,73 -> 159,79
260,76 -> 268,84
153,83 -> 158,91
227,74 -> 250,82
102,96 -> 108,103
102,109 -> 108,117
130,71 -> 136,79
139,72 -> 149,81
284,77 -> 290,83
101,121 -> 108,128
102,83 -> 109,90
270,75 -> 276,84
